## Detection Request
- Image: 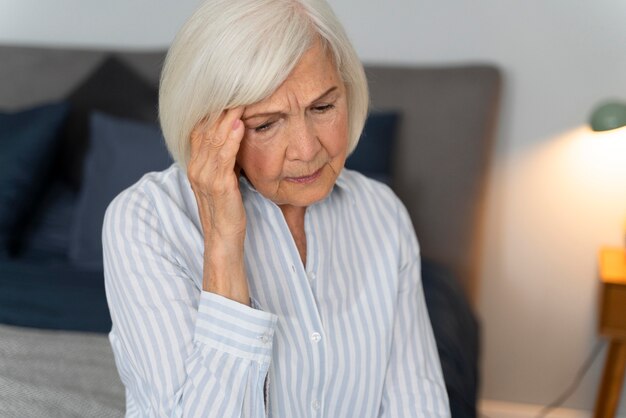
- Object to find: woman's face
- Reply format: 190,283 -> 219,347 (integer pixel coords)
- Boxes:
237,42 -> 349,208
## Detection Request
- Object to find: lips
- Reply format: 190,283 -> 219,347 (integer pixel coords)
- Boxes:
285,167 -> 324,184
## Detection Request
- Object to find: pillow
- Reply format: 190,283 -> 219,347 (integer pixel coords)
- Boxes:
0,102 -> 69,257
345,111 -> 399,184
20,181 -> 77,261
62,56 -> 159,190
421,259 -> 479,417
0,258 -> 111,333
68,112 -> 173,269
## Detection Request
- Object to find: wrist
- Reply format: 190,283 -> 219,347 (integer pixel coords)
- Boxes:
204,238 -> 244,266
202,241 -> 249,305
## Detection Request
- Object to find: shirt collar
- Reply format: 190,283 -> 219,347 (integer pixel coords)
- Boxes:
333,170 -> 355,204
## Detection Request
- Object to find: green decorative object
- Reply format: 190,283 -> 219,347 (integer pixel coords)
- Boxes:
590,101 -> 626,132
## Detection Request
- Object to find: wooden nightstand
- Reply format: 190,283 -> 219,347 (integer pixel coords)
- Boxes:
594,247 -> 626,418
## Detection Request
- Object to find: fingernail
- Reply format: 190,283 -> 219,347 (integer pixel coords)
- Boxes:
232,119 -> 242,130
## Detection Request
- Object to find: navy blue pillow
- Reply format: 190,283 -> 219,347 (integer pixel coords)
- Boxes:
0,102 -> 69,257
422,259 -> 479,418
345,111 -> 399,184
68,112 -> 173,269
62,56 -> 160,190
0,259 -> 110,333
20,181 -> 77,261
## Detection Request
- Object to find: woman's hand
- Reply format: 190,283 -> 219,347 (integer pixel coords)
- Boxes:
188,107 -> 250,305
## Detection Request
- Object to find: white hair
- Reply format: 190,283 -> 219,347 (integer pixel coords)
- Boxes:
159,0 -> 369,170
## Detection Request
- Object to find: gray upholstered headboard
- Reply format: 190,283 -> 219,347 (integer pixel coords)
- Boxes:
0,45 -> 501,303
366,66 -> 501,301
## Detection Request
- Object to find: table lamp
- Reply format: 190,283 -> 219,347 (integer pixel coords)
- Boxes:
590,101 -> 626,132
590,99 -> 626,418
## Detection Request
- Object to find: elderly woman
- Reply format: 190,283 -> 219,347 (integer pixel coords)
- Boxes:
103,0 -> 450,416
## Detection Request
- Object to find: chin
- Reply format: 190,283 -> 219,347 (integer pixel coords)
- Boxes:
277,178 -> 336,206
282,169 -> 338,206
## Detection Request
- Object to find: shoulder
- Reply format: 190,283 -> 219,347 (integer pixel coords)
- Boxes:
336,168 -> 405,216
103,163 -> 192,236
336,169 -> 418,251
102,163 -> 198,278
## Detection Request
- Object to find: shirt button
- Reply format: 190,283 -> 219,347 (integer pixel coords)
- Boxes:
310,332 -> 321,343
311,399 -> 321,410
307,271 -> 316,281
258,334 -> 270,344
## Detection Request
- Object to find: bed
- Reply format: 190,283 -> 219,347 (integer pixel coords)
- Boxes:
0,45 -> 501,417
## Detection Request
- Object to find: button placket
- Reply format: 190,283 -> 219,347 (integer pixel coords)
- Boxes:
301,211 -> 325,415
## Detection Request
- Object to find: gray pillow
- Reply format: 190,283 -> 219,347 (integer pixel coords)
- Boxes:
68,112 -> 172,269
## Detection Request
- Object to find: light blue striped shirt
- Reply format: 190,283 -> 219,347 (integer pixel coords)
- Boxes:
103,164 -> 450,417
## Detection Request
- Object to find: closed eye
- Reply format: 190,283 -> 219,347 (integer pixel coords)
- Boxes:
254,121 -> 275,133
311,104 -> 335,113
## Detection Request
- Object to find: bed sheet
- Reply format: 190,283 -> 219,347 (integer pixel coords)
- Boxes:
0,323 -> 124,417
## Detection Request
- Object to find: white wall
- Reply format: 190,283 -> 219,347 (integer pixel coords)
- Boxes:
0,0 -> 202,49
2,0 -> 626,413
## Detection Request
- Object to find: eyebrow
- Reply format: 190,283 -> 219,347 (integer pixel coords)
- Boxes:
242,86 -> 338,121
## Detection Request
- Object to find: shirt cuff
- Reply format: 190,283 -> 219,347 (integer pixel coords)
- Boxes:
194,291 -> 278,365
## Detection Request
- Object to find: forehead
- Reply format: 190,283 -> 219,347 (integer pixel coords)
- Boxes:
245,43 -> 342,112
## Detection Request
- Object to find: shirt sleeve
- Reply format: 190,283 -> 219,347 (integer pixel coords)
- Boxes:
377,199 -> 451,417
102,187 -> 278,418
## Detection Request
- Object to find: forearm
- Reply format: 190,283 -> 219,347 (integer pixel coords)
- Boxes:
189,106 -> 249,306
203,238 -> 250,306
184,292 -> 277,417
103,187 -> 275,418
110,291 -> 277,418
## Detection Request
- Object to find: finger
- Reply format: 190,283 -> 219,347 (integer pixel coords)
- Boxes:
190,108 -> 244,184
189,112 -> 225,162
203,116 -> 244,196
216,110 -> 246,165
190,107 -> 243,162
190,116 -> 209,155
212,107 -> 245,150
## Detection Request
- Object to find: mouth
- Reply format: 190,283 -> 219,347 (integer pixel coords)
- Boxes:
285,167 -> 324,184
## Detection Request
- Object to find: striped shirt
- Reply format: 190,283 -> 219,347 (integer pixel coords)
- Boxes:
103,163 -> 450,417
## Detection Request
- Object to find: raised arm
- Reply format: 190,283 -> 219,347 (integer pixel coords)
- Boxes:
188,108 -> 251,306
103,108 -> 277,417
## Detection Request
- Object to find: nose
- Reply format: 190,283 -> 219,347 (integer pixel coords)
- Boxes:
285,116 -> 321,162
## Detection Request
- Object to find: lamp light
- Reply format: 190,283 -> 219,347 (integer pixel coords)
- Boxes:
589,101 -> 626,132
588,100 -> 626,415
